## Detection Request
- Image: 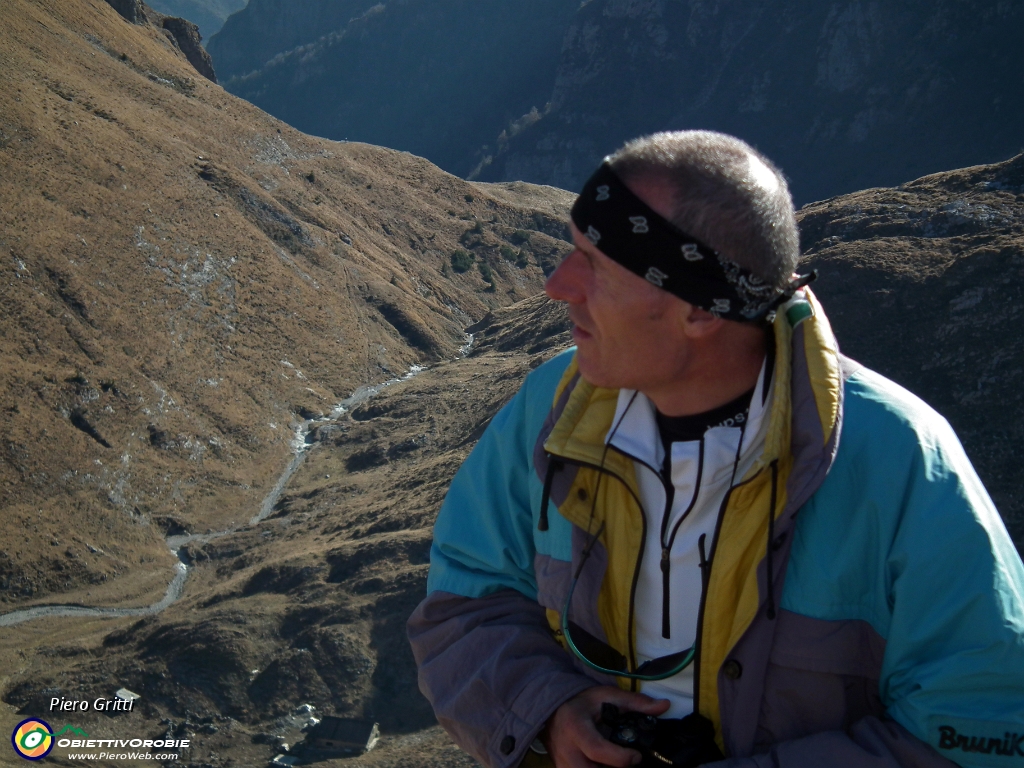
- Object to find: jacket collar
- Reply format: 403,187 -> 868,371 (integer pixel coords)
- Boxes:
543,288 -> 843,498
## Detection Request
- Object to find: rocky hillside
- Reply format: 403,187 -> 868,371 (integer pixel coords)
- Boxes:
211,0 -> 1023,204
800,153 -> 1024,547
0,0 -> 571,614
1,289 -> 574,766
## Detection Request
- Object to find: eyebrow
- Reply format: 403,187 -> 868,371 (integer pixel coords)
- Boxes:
572,238 -> 598,267
567,223 -> 610,275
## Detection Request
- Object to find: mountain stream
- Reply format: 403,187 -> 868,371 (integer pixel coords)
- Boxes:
0,365 -> 428,628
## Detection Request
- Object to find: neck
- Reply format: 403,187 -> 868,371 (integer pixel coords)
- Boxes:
645,325 -> 768,417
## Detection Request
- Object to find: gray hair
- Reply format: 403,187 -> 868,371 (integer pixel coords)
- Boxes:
607,131 -> 799,292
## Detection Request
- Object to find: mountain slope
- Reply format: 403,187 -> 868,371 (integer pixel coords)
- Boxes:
0,0 -> 571,611
800,153 -> 1024,545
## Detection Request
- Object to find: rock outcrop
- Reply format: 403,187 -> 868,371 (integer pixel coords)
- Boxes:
105,0 -> 218,82
145,0 -> 246,40
161,16 -> 217,82
105,0 -> 149,24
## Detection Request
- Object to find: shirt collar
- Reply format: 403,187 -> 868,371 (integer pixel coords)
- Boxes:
606,356 -> 774,472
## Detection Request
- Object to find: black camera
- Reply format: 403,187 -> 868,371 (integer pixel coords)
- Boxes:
597,703 -> 660,756
597,703 -> 724,768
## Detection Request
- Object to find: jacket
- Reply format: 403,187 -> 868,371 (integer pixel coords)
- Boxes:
408,290 -> 1024,768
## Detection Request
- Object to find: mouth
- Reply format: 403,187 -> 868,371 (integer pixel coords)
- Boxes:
570,324 -> 592,342
568,310 -> 593,341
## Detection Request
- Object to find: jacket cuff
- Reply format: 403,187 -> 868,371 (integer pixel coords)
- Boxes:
486,672 -> 596,768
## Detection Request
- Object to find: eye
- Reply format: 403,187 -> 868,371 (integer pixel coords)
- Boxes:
571,245 -> 594,267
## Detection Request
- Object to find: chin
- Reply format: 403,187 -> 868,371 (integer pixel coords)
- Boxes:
573,352 -> 616,390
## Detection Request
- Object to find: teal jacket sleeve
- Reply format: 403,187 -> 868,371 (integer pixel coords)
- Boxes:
776,367 -> 1024,767
426,349 -> 575,600
410,350 -> 597,768
879,394 -> 1024,762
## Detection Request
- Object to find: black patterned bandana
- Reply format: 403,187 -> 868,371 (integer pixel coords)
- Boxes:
570,162 -> 813,322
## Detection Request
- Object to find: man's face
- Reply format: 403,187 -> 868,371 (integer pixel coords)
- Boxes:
545,221 -> 693,393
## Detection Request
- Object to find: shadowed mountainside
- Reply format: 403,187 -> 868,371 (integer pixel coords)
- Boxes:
206,0 -> 370,80
477,0 -> 1024,205
209,0 -> 1024,205
208,0 -> 581,178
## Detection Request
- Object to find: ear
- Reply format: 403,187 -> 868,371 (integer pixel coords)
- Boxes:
680,303 -> 725,339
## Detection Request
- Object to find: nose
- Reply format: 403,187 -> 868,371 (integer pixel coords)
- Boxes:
545,248 -> 586,304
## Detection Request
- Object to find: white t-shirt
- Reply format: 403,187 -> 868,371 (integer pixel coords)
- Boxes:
605,362 -> 773,717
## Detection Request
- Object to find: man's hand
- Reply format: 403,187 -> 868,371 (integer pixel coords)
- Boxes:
542,686 -> 671,767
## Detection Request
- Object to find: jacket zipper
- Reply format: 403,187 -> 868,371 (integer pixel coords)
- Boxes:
658,438 -> 705,639
659,449 -> 675,640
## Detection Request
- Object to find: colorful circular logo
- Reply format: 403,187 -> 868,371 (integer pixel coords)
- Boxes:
11,719 -> 54,761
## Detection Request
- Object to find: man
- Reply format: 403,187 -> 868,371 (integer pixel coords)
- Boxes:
407,131 -> 1024,768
